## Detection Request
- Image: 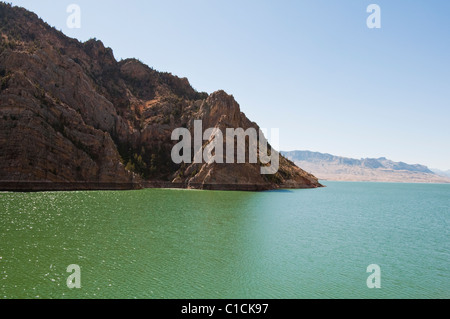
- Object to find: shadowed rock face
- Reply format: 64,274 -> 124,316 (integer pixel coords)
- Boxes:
0,3 -> 322,191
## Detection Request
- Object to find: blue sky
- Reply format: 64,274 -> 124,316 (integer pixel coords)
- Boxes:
6,0 -> 450,170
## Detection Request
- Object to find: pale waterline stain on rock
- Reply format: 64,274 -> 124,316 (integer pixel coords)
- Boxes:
0,3 -> 322,191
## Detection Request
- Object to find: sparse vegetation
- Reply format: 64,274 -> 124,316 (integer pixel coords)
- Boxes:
1,76 -> 8,91
265,173 -> 283,184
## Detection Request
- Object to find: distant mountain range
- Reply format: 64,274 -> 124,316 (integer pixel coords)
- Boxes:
282,151 -> 450,184
431,169 -> 450,178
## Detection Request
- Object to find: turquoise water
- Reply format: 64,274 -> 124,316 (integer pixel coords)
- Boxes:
0,182 -> 449,299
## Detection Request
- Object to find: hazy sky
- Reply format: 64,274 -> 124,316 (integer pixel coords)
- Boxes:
7,0 -> 450,170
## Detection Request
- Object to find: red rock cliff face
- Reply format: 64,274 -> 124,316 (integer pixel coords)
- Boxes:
0,3 -> 322,191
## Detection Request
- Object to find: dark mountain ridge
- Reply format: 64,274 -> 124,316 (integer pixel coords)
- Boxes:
0,3 -> 322,191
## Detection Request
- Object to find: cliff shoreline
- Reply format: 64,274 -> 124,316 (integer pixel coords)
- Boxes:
0,181 -> 322,192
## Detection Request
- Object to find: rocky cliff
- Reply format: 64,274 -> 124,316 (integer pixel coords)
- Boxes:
0,3 -> 322,191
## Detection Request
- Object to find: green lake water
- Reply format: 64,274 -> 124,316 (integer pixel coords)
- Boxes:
0,182 -> 448,299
